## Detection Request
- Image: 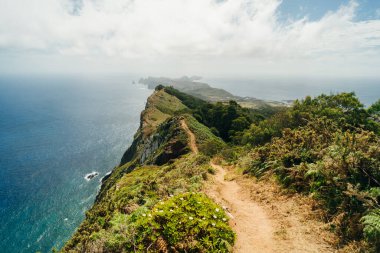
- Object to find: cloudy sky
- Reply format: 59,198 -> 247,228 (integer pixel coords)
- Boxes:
0,0 -> 380,78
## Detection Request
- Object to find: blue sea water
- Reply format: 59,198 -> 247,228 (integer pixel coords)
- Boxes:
205,77 -> 380,106
0,75 -> 151,253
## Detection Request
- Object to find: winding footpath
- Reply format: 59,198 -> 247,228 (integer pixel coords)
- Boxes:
180,119 -> 335,253
210,161 -> 276,252
180,119 -> 199,154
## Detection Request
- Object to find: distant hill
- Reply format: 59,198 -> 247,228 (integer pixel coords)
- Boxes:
139,76 -> 286,108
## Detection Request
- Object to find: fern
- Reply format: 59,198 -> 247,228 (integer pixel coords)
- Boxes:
361,209 -> 380,243
369,187 -> 380,199
246,160 -> 270,178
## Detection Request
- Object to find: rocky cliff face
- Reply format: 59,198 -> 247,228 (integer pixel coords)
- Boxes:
119,89 -> 187,166
96,89 -> 189,202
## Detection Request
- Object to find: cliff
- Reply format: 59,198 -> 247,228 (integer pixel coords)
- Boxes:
62,86 -> 380,252
62,87 -> 234,252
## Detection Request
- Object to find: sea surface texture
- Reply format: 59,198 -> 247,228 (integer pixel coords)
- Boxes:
0,76 -> 151,253
205,77 -> 380,106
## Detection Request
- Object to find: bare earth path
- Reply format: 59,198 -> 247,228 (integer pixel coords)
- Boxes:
210,161 -> 275,253
206,163 -> 336,253
180,119 -> 199,154
181,119 -> 336,253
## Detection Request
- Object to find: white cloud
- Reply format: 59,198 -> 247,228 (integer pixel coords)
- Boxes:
0,0 -> 379,77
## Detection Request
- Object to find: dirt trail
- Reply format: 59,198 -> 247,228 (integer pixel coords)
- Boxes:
207,163 -> 336,253
180,119 -> 199,154
210,162 -> 276,253
180,119 -> 335,253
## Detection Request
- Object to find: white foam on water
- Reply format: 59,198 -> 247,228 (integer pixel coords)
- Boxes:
37,230 -> 47,242
84,171 -> 99,181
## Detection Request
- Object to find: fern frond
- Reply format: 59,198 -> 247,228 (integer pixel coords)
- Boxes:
361,209 -> 380,242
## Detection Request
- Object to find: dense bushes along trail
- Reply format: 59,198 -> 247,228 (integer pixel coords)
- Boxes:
209,162 -> 275,253
181,118 -> 335,252
207,162 -> 338,253
180,119 -> 199,154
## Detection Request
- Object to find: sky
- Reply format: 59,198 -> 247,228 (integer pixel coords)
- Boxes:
0,0 -> 380,78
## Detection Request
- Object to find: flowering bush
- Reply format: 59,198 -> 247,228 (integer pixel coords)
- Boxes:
132,192 -> 234,252
104,192 -> 235,252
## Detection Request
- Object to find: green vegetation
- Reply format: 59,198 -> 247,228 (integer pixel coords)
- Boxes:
239,93 -> 380,251
64,152 -> 233,252
140,88 -> 187,137
183,114 -> 226,156
64,86 -> 380,252
362,209 -> 380,248
368,99 -> 380,116
92,193 -> 234,252
164,86 -> 277,142
368,99 -> 380,128
239,92 -> 378,146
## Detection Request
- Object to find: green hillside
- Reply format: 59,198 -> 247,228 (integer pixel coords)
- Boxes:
63,86 -> 380,253
62,88 -> 234,252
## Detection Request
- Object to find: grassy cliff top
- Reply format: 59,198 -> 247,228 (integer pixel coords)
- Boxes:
140,89 -> 187,137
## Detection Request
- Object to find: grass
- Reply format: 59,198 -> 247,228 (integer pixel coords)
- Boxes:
63,151 -> 232,252
153,90 -> 187,115
183,114 -> 226,156
141,89 -> 187,137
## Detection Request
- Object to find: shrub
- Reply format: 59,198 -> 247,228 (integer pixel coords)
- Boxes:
362,209 -> 380,248
247,115 -> 380,246
200,139 -> 225,157
241,92 -> 377,146
106,193 -> 235,252
244,160 -> 271,178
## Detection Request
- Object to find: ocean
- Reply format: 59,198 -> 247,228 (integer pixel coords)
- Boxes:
204,77 -> 380,106
0,76 -> 151,253
0,75 -> 379,253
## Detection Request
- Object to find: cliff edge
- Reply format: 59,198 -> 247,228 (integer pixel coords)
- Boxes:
62,87 -> 234,252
